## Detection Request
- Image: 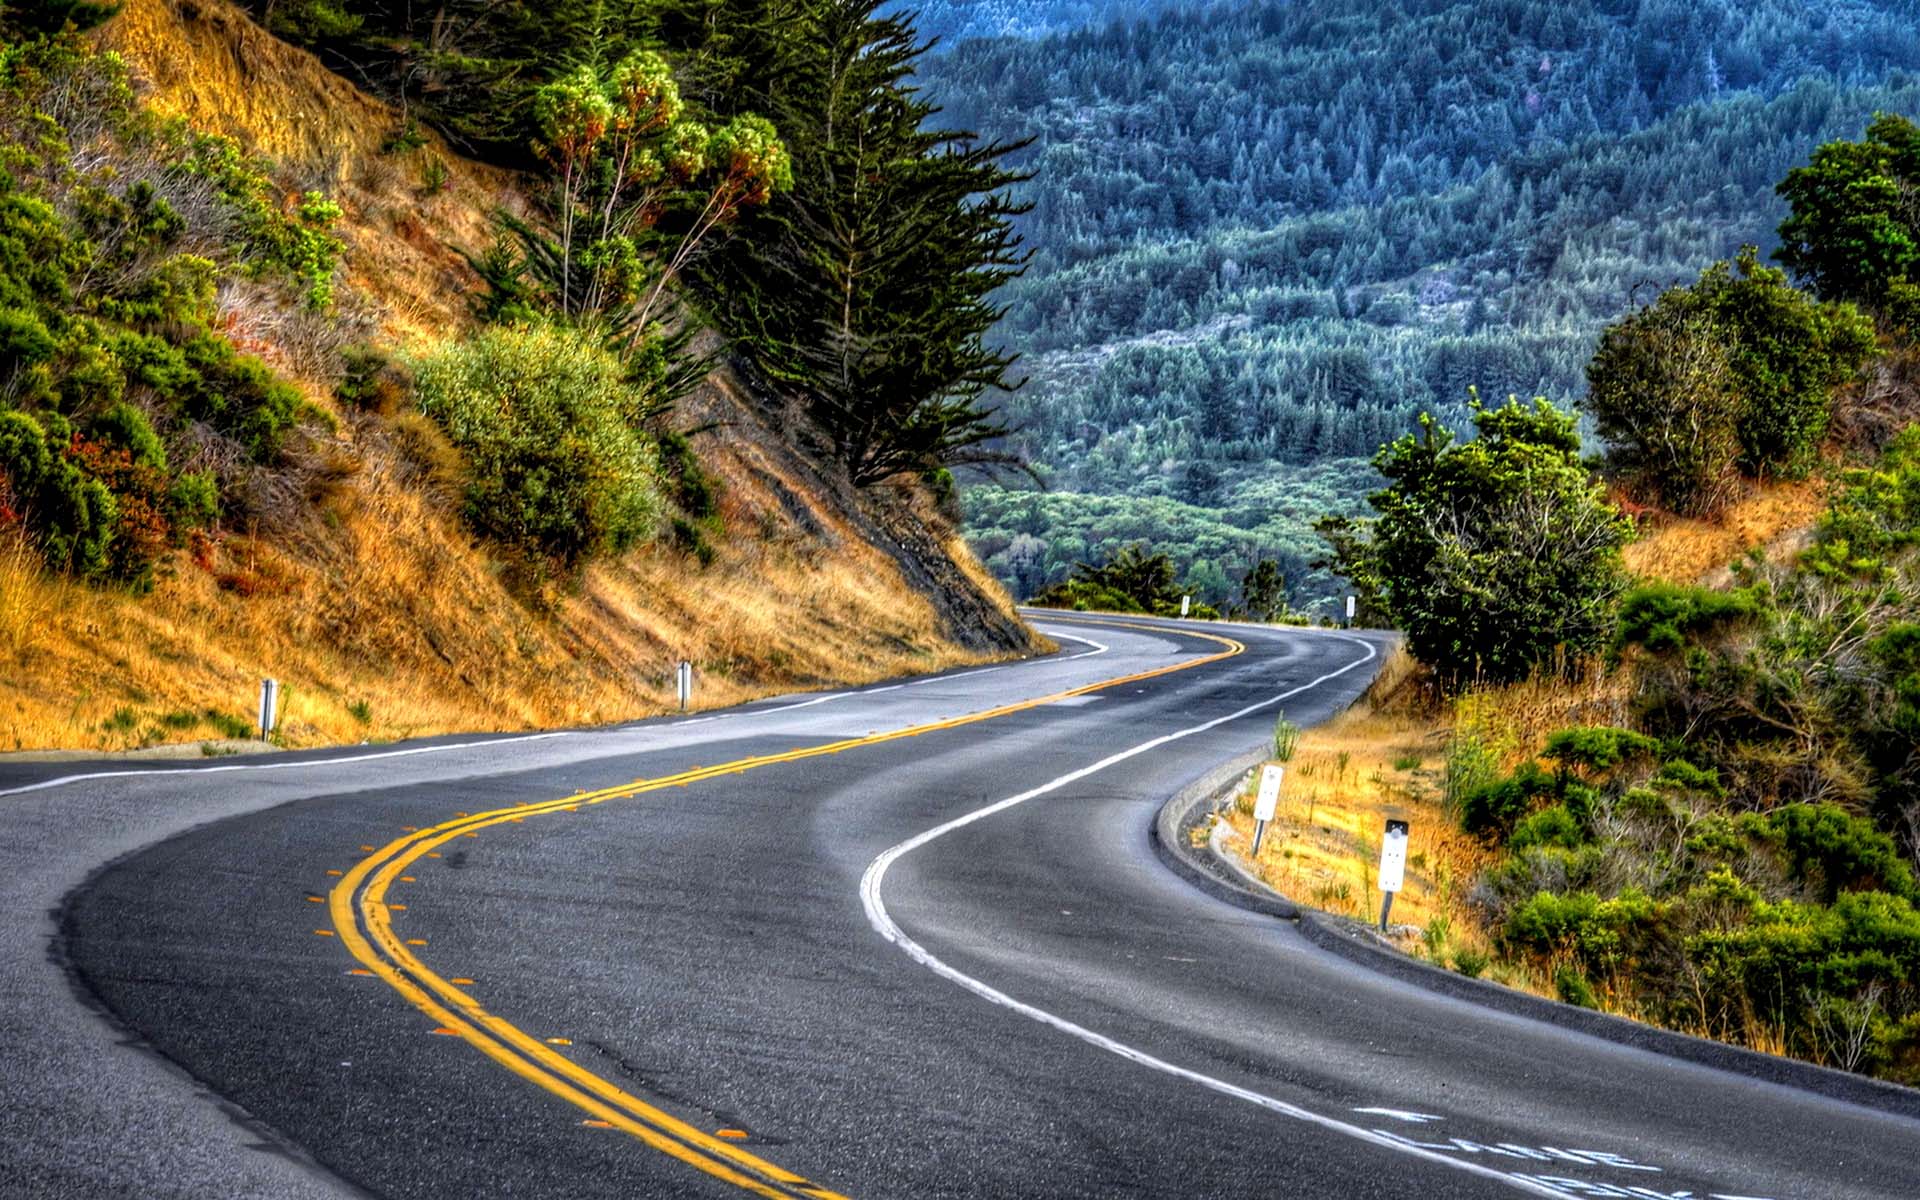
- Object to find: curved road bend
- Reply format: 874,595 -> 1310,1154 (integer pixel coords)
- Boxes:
5,616 -> 1914,1198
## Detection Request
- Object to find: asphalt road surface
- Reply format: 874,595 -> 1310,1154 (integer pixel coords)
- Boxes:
4,616 -> 1915,1199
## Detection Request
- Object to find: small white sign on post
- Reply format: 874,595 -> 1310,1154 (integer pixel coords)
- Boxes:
676,660 -> 693,711
1253,764 -> 1284,822
1180,594 -> 1192,618
1377,818 -> 1410,930
1249,763 -> 1284,856
1345,594 -> 1357,625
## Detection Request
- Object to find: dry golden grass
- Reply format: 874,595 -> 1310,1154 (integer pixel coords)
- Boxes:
1621,477 -> 1826,585
0,0 -> 1035,754
1214,483 -> 1814,987
1217,648 -> 1487,933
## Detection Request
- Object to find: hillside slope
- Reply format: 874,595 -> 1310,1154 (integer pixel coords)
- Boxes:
930,0 -> 1920,615
0,0 -> 1037,753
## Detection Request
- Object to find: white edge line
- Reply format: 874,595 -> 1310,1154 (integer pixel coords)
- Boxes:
859,637 -> 1571,1198
0,731 -> 577,799
1,630 -> 1126,799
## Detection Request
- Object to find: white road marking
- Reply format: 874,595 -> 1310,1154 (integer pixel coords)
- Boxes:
0,732 -> 578,799
1355,1107 -> 1445,1124
854,638 -> 1597,1197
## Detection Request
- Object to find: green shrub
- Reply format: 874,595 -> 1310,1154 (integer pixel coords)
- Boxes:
1509,804 -> 1587,852
1554,965 -> 1598,1008
411,323 -> 663,566
1587,248 -> 1877,498
1770,804 -> 1918,904
0,409 -> 115,576
1542,726 -> 1660,775
1460,760 -> 1554,840
1451,947 -> 1489,978
1614,581 -> 1757,654
1322,397 -> 1632,686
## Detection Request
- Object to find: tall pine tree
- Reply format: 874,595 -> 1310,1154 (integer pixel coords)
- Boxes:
689,0 -> 1031,485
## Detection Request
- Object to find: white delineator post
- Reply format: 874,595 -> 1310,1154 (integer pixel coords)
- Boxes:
1180,594 -> 1192,618
1250,763 -> 1284,857
676,660 -> 693,711
1378,818 -> 1409,930
257,678 -> 278,739
1345,594 -> 1357,628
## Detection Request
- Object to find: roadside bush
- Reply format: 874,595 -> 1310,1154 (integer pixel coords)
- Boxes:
1614,581 -> 1758,655
1586,249 -> 1876,505
411,323 -> 663,566
1320,397 -> 1632,686
0,409 -> 114,576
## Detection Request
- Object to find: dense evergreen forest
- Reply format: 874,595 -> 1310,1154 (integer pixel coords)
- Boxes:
929,0 -> 1920,614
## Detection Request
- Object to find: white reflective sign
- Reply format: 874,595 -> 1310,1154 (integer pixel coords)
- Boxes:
1180,594 -> 1192,617
1379,819 -> 1409,893
1254,764 -> 1284,822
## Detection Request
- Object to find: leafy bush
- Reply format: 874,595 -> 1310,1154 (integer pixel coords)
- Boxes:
1459,760 -> 1556,840
1542,726 -> 1659,775
1321,397 -> 1633,685
1777,113 -> 1920,310
410,323 -> 663,566
1587,249 -> 1876,504
0,34 -> 333,584
1614,581 -> 1758,654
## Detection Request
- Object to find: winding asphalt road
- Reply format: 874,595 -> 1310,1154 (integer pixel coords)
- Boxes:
3,616 -> 1915,1199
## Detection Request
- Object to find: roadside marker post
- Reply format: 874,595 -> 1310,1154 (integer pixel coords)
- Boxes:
1250,763 -> 1283,857
258,678 -> 278,739
676,661 -> 693,711
1180,594 -> 1192,618
1377,818 -> 1409,930
1345,595 -> 1357,628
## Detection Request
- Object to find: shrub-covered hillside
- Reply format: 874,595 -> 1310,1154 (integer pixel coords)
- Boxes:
1283,115 -> 1920,1084
930,0 -> 1920,616
0,0 -> 1039,752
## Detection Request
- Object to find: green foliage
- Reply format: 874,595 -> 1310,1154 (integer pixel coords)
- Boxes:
501,50 -> 790,338
1032,542 -> 1173,613
409,324 -> 664,567
1614,581 -> 1758,654
1587,249 -> 1876,507
0,408 -> 113,576
1542,727 -> 1659,776
0,0 -> 121,36
913,3 -> 1920,603
1324,397 -> 1632,685
1459,760 -> 1555,841
1777,113 -> 1920,309
1271,716 -> 1298,763
1240,558 -> 1284,622
963,463 -> 1369,615
689,2 -> 1029,486
1509,805 -> 1587,853
0,35 -> 332,584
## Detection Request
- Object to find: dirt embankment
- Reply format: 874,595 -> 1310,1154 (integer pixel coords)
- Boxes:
0,0 -> 1038,754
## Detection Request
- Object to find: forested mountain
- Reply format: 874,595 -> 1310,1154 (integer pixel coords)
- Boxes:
898,0 -> 1182,43
931,0 -> 1920,614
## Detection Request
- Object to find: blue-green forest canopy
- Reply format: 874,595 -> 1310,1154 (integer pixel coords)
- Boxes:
921,0 -> 1920,613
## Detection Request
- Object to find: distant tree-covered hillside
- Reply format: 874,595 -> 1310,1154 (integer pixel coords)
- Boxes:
929,0 -> 1920,615
895,0 -> 1185,43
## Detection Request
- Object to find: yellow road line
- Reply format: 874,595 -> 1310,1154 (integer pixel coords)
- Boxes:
329,616 -> 1241,1198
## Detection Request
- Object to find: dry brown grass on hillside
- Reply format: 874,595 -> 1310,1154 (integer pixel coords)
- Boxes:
102,0 -> 527,343
0,0 -> 1035,754
1620,477 -> 1827,585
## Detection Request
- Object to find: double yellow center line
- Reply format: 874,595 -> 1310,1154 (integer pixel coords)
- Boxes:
328,619 -> 1242,1197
